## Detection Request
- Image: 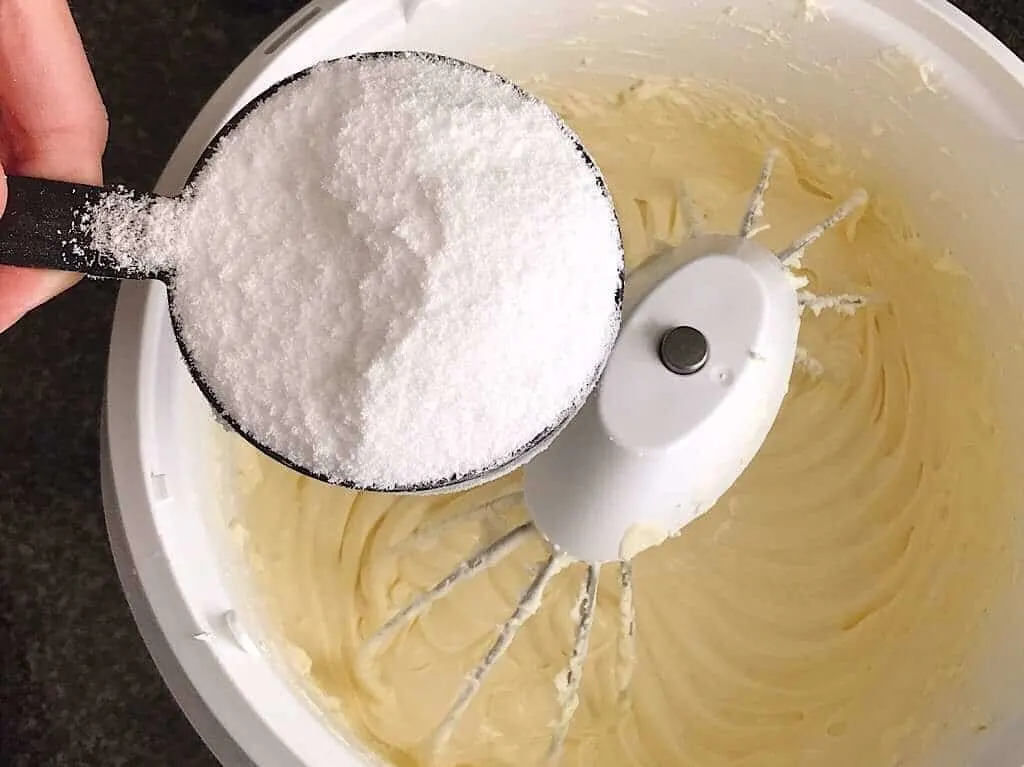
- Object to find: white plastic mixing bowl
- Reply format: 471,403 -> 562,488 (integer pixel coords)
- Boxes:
102,1 -> 1024,764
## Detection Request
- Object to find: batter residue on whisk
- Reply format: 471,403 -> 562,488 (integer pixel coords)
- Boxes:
218,77 -> 1011,767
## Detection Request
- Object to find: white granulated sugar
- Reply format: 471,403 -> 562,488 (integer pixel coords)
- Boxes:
86,54 -> 623,489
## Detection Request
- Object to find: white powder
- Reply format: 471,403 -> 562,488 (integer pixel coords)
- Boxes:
87,54 -> 623,489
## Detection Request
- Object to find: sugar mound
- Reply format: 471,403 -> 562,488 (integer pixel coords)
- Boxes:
87,54 -> 623,488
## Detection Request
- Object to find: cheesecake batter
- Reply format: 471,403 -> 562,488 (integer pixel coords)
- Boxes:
218,78 -> 1012,767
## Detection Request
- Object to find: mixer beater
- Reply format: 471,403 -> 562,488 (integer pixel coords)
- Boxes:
355,149 -> 869,764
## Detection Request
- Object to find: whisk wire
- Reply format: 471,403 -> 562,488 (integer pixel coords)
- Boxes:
547,563 -> 600,762
616,561 -> 637,698
363,522 -> 534,657
432,553 -> 567,758
799,291 -> 869,315
777,189 -> 869,264
740,148 -> 780,238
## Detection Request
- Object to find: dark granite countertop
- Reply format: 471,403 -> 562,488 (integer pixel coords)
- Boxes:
0,1 -> 1022,764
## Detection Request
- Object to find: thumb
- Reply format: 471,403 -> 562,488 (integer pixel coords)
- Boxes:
0,163 -> 82,333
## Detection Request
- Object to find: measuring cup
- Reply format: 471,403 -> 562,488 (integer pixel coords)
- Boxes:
0,51 -> 624,493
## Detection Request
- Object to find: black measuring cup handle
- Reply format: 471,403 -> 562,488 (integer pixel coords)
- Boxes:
0,175 -> 167,281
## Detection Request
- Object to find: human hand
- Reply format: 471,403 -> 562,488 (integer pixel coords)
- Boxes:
0,0 -> 108,332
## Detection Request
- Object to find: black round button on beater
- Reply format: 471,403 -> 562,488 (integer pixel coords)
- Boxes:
659,326 -> 709,376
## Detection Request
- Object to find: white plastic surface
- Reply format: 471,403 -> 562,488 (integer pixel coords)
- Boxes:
101,1 -> 1024,766
525,236 -> 799,563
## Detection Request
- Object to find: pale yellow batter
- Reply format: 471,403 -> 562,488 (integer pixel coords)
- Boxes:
219,78 -> 1012,767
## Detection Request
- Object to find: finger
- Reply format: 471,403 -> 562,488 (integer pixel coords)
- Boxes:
0,1 -> 102,331
0,266 -> 82,333
0,166 -> 81,332
0,0 -> 107,183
